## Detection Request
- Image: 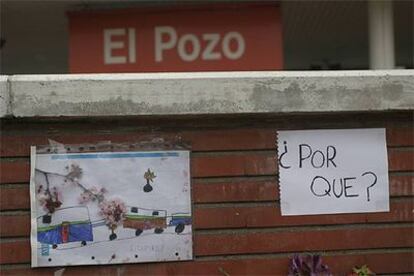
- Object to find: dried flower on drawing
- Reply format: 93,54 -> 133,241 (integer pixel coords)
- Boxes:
144,169 -> 156,182
78,185 -> 107,204
65,163 -> 83,182
98,198 -> 127,240
143,168 -> 156,193
37,184 -> 62,214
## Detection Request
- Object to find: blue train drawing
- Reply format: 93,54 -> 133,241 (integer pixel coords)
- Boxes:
37,206 -> 93,249
169,212 -> 192,234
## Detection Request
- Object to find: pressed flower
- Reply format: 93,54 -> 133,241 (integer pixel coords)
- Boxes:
66,163 -> 83,181
98,198 -> 127,230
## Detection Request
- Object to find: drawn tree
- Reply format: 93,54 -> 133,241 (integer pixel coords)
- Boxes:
98,198 -> 127,240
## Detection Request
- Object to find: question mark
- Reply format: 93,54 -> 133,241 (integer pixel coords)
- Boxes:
362,171 -> 377,202
278,141 -> 291,169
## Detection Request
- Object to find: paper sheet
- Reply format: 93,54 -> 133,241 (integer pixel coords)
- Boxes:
30,149 -> 192,267
277,128 -> 389,216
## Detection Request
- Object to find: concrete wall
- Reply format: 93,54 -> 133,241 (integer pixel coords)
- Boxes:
1,70 -> 413,118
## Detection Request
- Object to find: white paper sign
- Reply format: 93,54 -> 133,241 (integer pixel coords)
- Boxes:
30,149 -> 192,267
277,128 -> 389,216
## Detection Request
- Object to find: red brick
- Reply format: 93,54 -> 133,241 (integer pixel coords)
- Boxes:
389,175 -> 414,196
193,179 -> 278,203
0,215 -> 30,237
195,227 -> 414,256
386,127 -> 414,147
194,200 -> 413,229
0,161 -> 30,184
388,150 -> 414,171
1,127 -> 411,158
192,153 -> 277,178
0,240 -> 31,264
0,186 -> 30,210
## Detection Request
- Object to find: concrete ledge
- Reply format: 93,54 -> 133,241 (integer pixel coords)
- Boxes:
1,70 -> 413,118
0,76 -> 10,117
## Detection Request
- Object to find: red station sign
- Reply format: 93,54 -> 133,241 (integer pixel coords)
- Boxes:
68,5 -> 283,73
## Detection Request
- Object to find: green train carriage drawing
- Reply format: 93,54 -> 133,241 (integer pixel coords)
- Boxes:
123,207 -> 191,236
124,207 -> 167,236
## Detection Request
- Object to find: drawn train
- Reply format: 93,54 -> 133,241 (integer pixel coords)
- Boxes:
37,205 -> 191,247
37,206 -> 93,249
124,206 -> 191,237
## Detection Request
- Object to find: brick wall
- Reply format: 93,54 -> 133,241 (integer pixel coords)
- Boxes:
0,112 -> 413,275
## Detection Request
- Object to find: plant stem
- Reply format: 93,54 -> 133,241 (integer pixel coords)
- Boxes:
44,173 -> 52,197
36,168 -> 66,178
35,168 -> 103,203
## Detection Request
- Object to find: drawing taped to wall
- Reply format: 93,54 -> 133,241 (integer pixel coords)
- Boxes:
30,148 -> 192,267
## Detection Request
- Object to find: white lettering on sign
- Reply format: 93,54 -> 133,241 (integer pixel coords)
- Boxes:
202,34 -> 221,60
103,28 -> 136,64
154,26 -> 177,62
104,26 -> 246,64
177,34 -> 201,62
222,32 -> 245,60
277,128 -> 389,216
154,26 -> 245,62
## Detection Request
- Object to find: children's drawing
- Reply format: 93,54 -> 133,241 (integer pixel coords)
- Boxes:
30,149 -> 192,267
